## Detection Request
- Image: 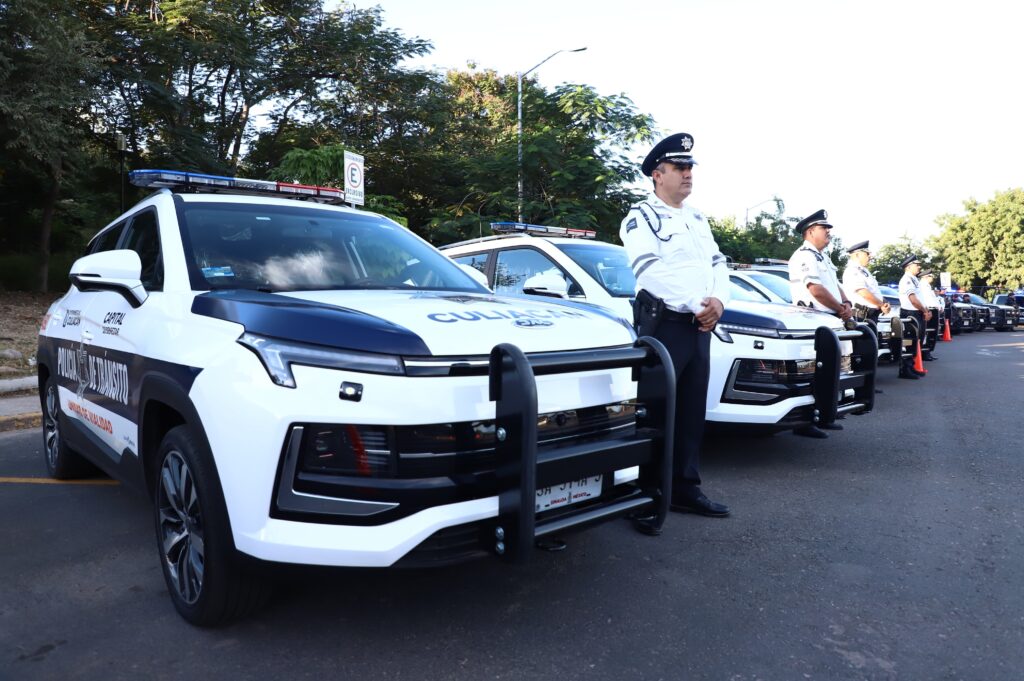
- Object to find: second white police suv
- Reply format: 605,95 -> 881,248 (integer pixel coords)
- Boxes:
37,171 -> 679,625
441,223 -> 878,431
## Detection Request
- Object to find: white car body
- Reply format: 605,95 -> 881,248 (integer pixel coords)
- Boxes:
442,234 -> 876,428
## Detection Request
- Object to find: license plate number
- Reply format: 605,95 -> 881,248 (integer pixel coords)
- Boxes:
536,476 -> 602,512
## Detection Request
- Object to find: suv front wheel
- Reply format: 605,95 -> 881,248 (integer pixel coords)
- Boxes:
154,425 -> 270,626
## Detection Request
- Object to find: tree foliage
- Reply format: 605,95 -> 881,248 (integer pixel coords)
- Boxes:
869,237 -> 937,287
930,189 -> 1024,290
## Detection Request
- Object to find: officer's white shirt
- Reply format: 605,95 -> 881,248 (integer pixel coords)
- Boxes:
788,242 -> 842,312
918,283 -> 941,308
842,264 -> 883,309
619,193 -> 730,313
898,272 -> 921,309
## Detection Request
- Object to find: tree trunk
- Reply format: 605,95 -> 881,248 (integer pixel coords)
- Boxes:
38,164 -> 63,292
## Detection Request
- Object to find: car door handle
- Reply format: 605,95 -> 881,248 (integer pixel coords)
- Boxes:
82,330 -> 94,342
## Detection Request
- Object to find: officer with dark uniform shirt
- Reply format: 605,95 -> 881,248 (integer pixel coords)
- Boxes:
620,133 -> 731,518
898,255 -> 931,377
787,210 -> 851,438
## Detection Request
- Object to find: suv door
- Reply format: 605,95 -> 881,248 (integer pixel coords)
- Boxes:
76,208 -> 163,458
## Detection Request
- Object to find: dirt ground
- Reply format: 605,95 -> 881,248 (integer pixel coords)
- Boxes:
0,292 -> 62,379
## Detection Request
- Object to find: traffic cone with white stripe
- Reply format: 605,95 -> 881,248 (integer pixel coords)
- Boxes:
941,318 -> 952,342
913,339 -> 928,374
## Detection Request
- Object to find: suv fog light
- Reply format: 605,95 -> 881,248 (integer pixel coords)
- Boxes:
299,425 -> 391,476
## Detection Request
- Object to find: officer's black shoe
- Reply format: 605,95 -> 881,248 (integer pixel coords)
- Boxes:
630,514 -> 662,536
923,353 -> 936,361
793,424 -> 829,438
820,422 -> 844,431
669,493 -> 730,518
898,367 -> 920,379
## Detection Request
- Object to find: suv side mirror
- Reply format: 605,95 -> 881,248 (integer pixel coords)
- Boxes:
70,249 -> 149,308
522,270 -> 569,299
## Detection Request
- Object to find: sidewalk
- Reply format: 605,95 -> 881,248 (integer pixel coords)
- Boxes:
0,377 -> 41,433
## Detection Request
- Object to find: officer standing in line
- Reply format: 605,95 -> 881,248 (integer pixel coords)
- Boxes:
620,132 -> 731,518
917,270 -> 941,360
898,255 -> 931,375
787,210 -> 852,438
841,240 -> 891,326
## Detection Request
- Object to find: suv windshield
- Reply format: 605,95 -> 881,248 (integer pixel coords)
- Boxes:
179,202 -> 484,293
744,270 -> 791,302
555,242 -> 636,297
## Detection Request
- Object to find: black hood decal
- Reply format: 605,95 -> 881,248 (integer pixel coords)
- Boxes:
192,290 -> 431,355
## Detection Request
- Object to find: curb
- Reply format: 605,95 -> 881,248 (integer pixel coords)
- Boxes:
0,412 -> 41,433
0,377 -> 36,394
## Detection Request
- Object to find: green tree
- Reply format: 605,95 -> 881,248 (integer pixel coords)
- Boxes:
870,237 -> 936,286
931,189 -> 1024,290
0,0 -> 101,290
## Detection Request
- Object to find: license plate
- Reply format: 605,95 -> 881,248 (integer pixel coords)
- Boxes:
536,475 -> 602,512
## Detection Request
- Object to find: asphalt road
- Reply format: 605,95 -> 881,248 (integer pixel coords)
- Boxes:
2,331 -> 1023,681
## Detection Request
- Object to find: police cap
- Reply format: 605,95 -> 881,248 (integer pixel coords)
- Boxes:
794,209 -> 832,235
920,270 -> 934,278
642,133 -> 697,177
847,240 -> 869,254
900,254 -> 920,269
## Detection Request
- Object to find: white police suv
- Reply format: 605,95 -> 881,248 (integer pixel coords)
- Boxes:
441,224 -> 877,431
37,172 -> 677,625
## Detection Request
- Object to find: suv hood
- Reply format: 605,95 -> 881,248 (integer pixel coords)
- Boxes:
724,299 -> 844,331
193,289 -> 633,356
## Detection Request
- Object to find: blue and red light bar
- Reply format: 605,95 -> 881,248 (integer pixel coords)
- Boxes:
490,222 -> 596,239
129,169 -> 346,203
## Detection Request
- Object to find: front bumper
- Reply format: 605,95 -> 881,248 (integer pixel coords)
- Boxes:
194,340 -> 675,567
708,324 -> 875,426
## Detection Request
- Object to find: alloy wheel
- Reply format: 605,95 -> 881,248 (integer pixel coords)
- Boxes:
157,450 -> 205,605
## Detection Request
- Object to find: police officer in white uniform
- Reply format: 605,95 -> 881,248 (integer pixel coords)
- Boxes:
917,270 -> 941,360
620,132 -> 731,518
898,254 -> 931,376
841,240 -> 890,325
788,210 -> 854,320
787,210 -> 851,437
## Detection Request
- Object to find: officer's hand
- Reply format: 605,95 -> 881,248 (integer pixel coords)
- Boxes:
924,309 -> 933,321
838,302 -> 853,321
697,297 -> 724,331
881,302 -> 891,315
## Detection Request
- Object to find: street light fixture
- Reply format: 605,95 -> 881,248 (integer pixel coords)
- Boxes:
744,197 -> 781,228
517,46 -> 587,224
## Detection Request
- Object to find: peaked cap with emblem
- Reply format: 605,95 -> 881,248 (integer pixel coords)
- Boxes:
920,270 -> 934,278
642,132 -> 698,176
900,254 -> 920,269
794,209 -> 832,235
847,240 -> 869,254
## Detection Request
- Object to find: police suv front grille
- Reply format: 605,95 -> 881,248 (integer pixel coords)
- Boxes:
288,401 -> 637,481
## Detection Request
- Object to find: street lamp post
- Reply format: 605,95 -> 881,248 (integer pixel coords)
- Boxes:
744,197 -> 781,228
116,133 -> 127,214
517,46 -> 586,224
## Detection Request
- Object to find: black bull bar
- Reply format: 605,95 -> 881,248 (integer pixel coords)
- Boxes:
812,323 -> 877,425
488,337 -> 674,563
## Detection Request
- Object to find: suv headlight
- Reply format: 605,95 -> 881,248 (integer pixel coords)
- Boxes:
713,323 -> 782,343
238,332 -> 405,388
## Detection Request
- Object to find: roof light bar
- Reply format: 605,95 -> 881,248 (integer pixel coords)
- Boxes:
129,169 -> 347,204
490,222 -> 596,239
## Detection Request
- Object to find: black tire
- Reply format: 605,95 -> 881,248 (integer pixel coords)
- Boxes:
41,375 -> 97,479
154,425 -> 271,626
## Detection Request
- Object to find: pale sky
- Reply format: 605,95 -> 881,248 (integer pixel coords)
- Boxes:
360,0 -> 1023,251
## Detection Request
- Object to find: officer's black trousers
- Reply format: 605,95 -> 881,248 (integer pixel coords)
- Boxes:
925,308 -> 939,351
648,314 -> 710,498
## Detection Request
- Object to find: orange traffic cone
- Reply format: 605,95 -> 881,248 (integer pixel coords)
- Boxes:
941,318 -> 953,342
913,340 -> 928,374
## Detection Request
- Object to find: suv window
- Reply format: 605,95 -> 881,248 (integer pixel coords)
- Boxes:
555,243 -> 635,298
729,276 -> 772,303
492,248 -> 582,298
178,202 -> 484,293
88,221 -> 127,255
121,209 -> 164,290
451,252 -> 490,277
